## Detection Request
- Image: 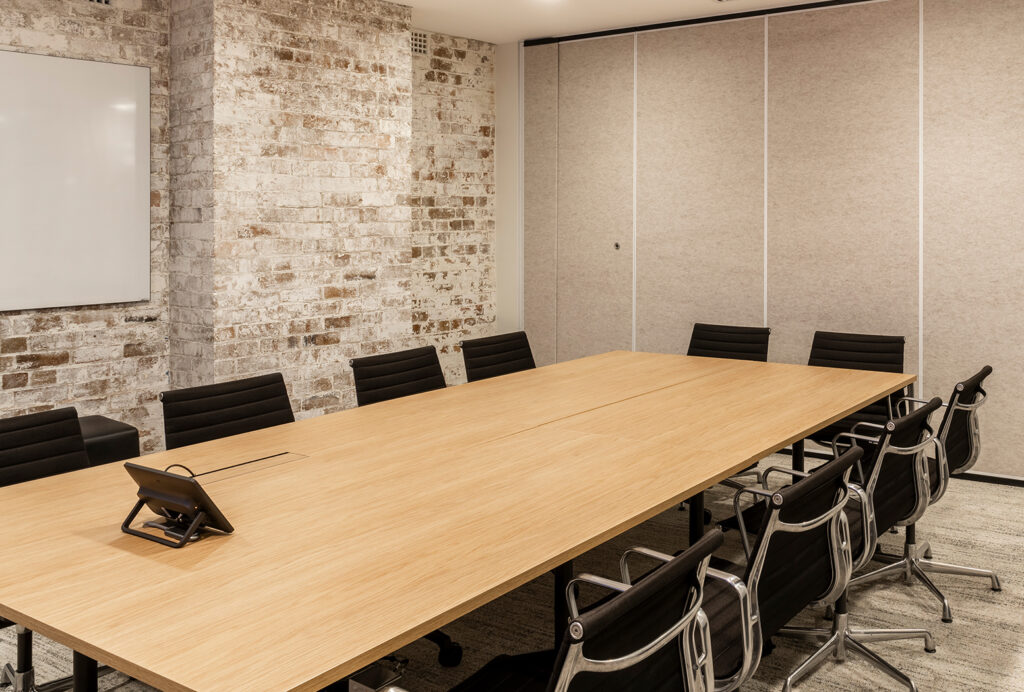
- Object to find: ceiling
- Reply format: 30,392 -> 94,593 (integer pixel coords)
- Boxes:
405,0 -> 831,45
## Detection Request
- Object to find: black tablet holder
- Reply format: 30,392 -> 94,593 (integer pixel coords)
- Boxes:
122,500 -> 210,549
121,463 -> 234,549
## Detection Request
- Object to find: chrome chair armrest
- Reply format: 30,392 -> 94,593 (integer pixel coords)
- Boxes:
566,573 -> 630,618
831,433 -> 877,482
758,465 -> 810,489
850,421 -> 886,434
845,482 -> 876,572
897,396 -> 947,417
732,486 -> 779,561
619,546 -> 673,585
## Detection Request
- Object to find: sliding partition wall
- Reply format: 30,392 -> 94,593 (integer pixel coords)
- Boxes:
523,0 -> 1024,477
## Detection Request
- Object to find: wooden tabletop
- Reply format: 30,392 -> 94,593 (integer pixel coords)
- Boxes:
0,352 -> 913,692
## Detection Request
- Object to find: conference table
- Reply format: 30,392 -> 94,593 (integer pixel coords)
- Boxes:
0,351 -> 913,692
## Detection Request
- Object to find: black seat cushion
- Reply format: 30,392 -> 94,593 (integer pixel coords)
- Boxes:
78,415 -> 140,466
350,346 -> 446,406
449,650 -> 554,692
461,331 -> 536,382
844,496 -> 865,562
0,407 -> 91,487
928,455 -> 940,496
702,558 -> 747,679
161,373 -> 294,450
688,323 -> 771,362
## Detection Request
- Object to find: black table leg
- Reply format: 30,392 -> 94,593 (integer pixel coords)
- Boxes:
553,561 -> 573,649
688,491 -> 705,546
792,439 -> 806,473
72,652 -> 97,692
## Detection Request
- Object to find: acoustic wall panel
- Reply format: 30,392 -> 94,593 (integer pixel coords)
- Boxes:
636,21 -> 765,355
924,0 -> 1024,476
523,44 -> 559,366
767,0 -> 919,370
556,36 -> 635,361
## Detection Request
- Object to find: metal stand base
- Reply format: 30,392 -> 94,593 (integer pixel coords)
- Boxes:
853,538 -> 1001,623
778,609 -> 934,691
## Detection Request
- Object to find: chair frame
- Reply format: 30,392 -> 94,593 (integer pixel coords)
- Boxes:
831,418 -> 937,574
552,559 -> 715,692
757,458 -> 935,692
676,445 -> 932,691
862,383 -> 1002,623
623,464 -> 859,692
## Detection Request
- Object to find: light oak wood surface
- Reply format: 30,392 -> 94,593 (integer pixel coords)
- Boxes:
0,352 -> 913,692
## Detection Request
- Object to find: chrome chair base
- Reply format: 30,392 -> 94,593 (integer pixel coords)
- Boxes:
853,539 -> 1001,623
777,611 -> 934,691
1,662 -> 34,692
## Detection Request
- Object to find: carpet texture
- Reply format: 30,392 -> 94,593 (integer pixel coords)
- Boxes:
2,456 -> 1021,691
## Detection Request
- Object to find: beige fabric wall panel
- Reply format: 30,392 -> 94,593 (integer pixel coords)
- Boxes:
924,0 -> 1024,476
523,45 -> 560,366
767,0 -> 920,370
556,36 -> 635,361
636,20 -> 765,354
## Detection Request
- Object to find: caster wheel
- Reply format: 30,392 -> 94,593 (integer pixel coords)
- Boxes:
926,647 -> 937,654
438,642 -> 463,667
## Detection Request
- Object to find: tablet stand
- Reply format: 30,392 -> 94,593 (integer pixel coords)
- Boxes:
121,500 -> 209,549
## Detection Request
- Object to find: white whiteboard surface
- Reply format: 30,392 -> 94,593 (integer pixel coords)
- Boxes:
0,51 -> 150,312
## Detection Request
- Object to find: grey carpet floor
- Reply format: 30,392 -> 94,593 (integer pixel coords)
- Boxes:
3,455 -> 1022,691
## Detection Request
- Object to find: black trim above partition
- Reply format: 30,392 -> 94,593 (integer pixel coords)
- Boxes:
523,0 -> 881,46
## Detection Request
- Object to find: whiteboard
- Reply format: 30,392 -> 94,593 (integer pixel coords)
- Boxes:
0,51 -> 150,311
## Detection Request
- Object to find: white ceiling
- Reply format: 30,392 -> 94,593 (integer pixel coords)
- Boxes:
406,0 -> 828,45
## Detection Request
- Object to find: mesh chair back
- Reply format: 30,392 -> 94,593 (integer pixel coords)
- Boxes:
745,447 -> 860,640
161,373 -> 294,450
350,346 -> 446,406
937,365 -> 991,475
461,331 -> 536,382
860,398 -> 941,537
549,529 -> 723,692
687,323 -> 771,362
0,408 -> 90,487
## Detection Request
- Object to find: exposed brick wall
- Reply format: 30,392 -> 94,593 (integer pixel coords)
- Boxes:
0,0 -> 171,454
0,0 -> 496,451
169,0 -> 216,389
411,33 -> 497,382
205,0 -> 416,415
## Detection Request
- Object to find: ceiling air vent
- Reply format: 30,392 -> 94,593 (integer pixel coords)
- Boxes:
87,0 -> 112,5
411,31 -> 429,55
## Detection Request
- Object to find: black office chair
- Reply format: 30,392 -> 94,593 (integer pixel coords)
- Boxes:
160,373 -> 294,450
448,529 -> 723,692
350,346 -> 446,406
804,330 -> 907,448
671,448 -> 863,690
764,401 -> 942,689
860,367 -> 1001,622
714,443 -> 932,691
460,331 -> 536,382
0,408 -> 108,691
687,322 -> 771,362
